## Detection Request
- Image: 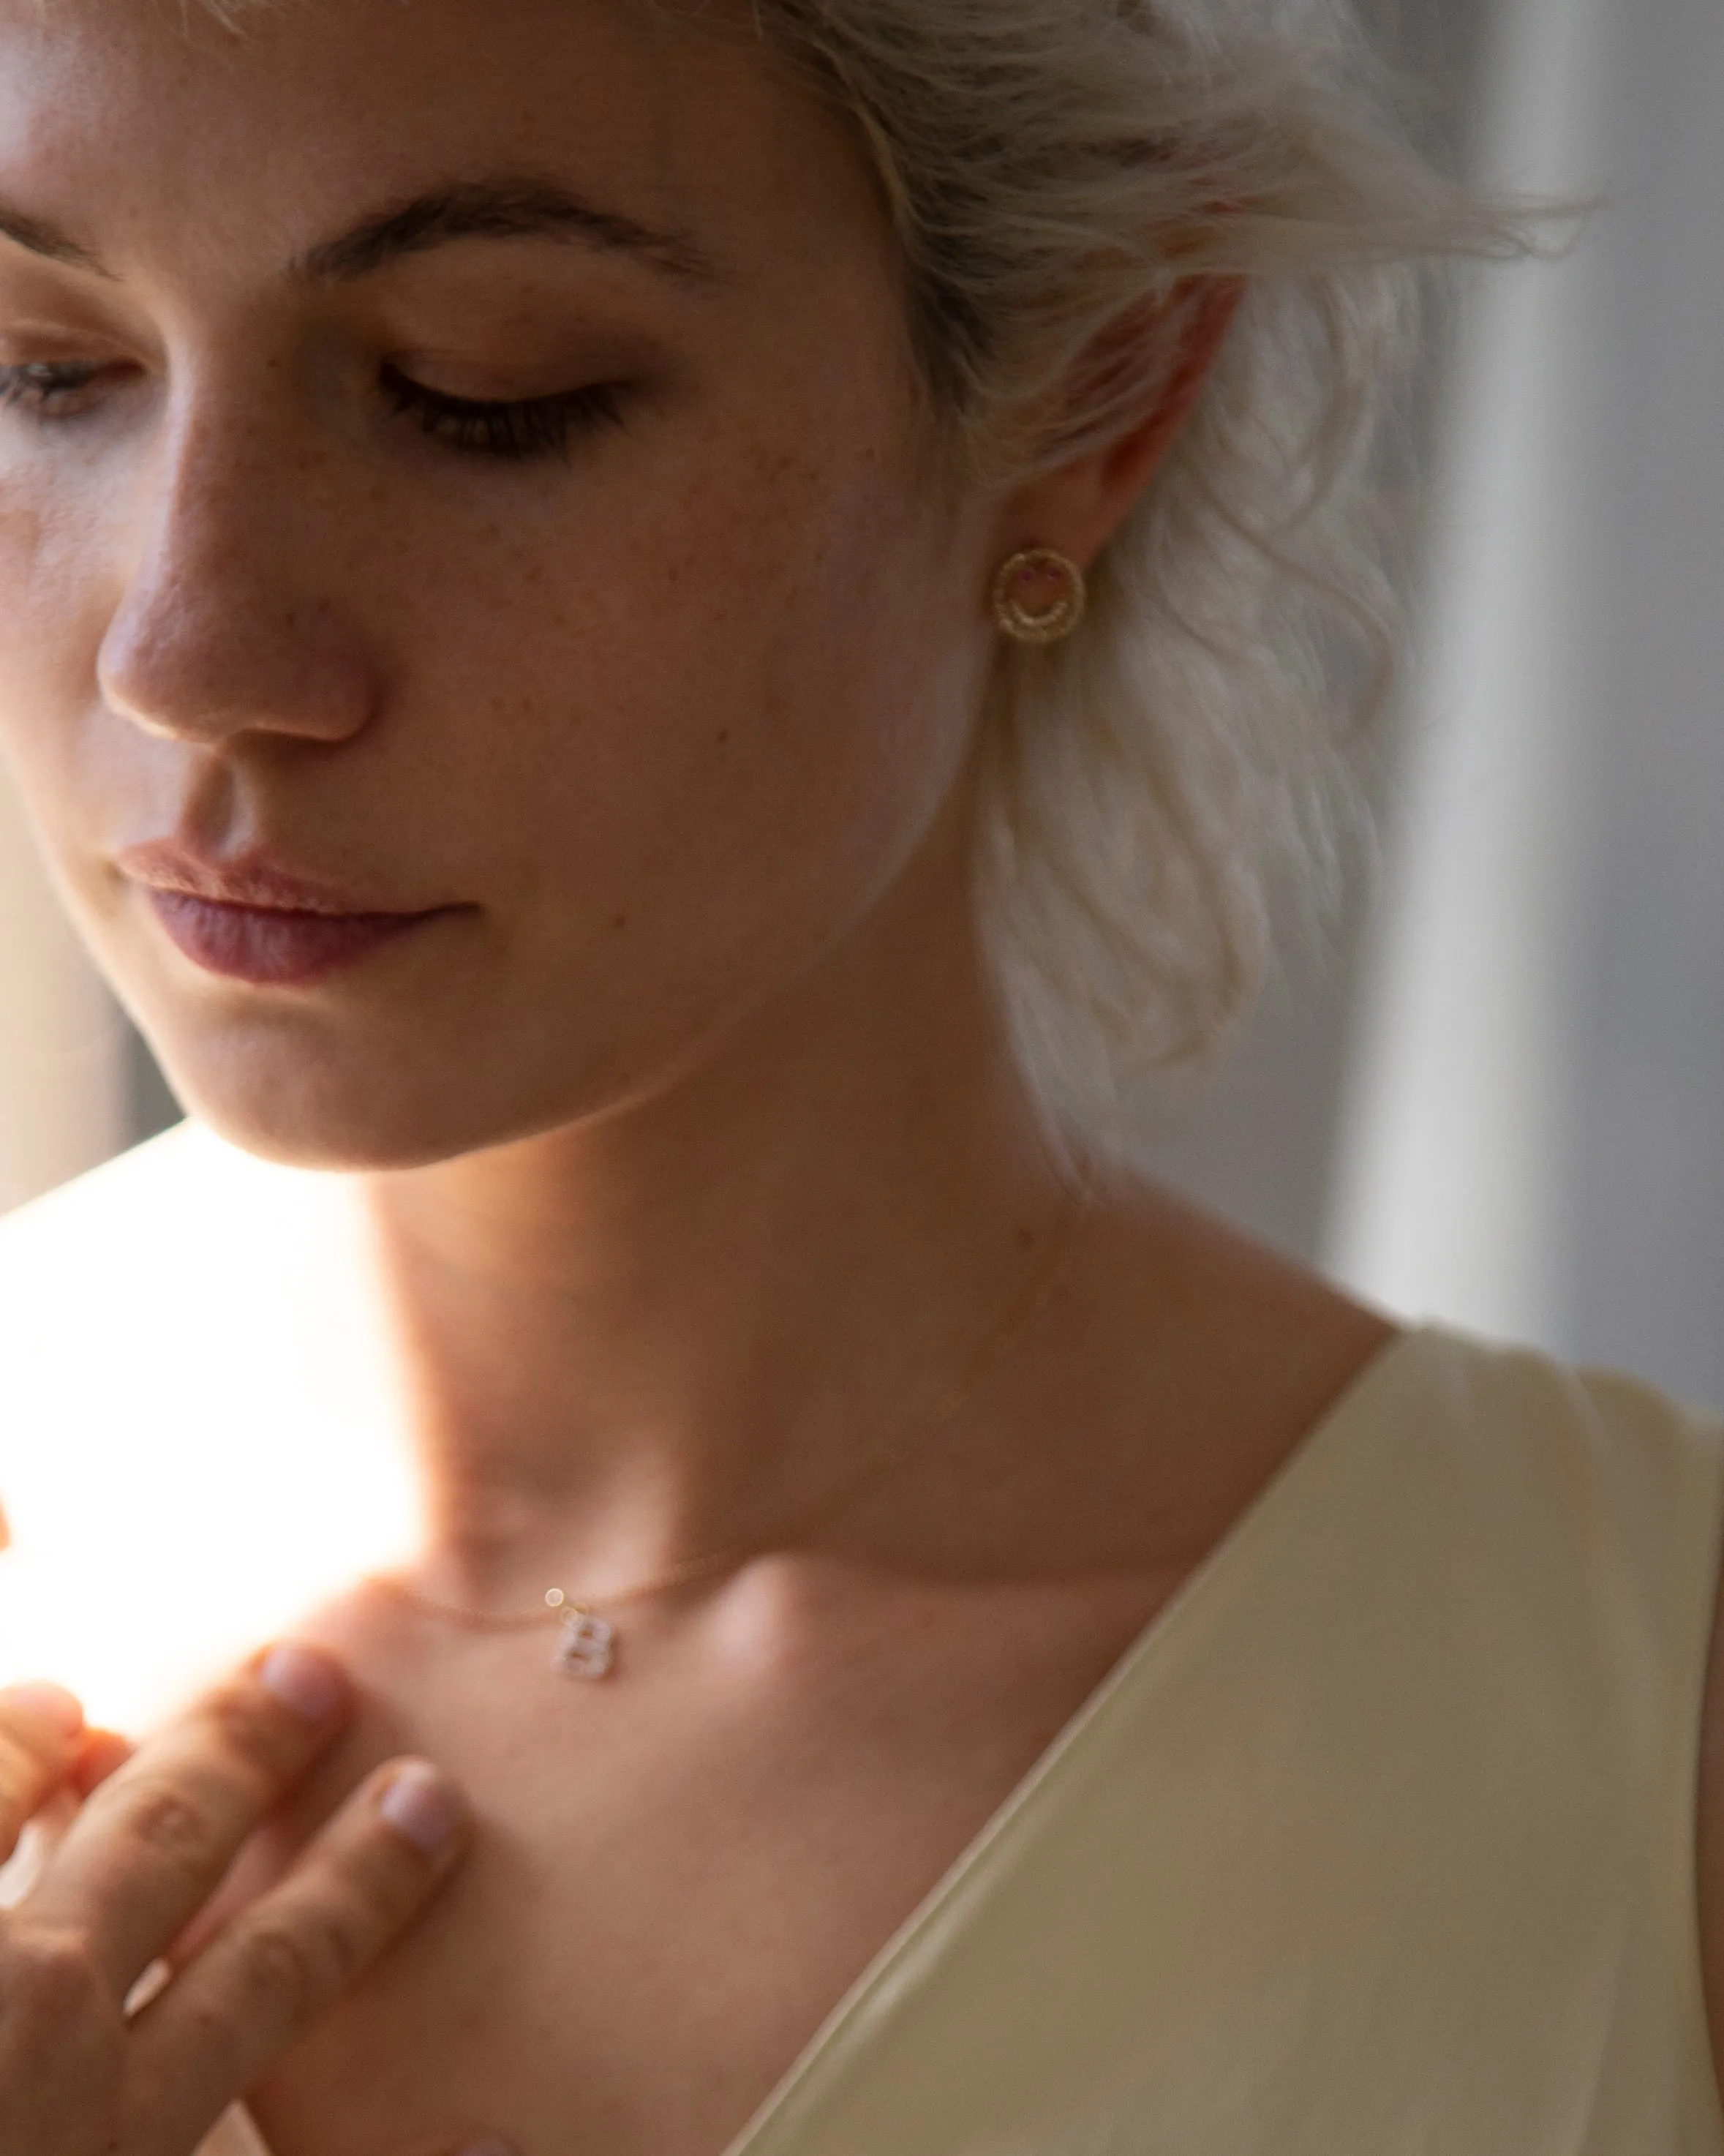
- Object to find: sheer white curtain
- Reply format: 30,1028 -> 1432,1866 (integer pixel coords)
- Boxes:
1327,0 -> 1724,1404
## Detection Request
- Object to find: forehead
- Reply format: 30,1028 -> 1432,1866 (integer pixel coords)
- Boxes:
0,0 -> 878,290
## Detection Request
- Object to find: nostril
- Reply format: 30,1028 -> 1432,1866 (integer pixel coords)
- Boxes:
97,577 -> 374,749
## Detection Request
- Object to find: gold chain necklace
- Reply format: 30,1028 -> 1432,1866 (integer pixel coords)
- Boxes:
365,1184 -> 1086,1680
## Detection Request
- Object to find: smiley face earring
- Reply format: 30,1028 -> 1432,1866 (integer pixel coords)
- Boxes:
990,548 -> 1089,646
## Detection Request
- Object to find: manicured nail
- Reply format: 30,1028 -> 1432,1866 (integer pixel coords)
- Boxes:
257,1644 -> 348,1724
379,1762 -> 466,1858
1,1683 -> 84,1739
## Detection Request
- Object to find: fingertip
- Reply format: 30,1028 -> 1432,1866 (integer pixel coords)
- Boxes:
70,1726 -> 135,1797
377,1760 -> 470,1861
1,1681 -> 85,1743
255,1641 -> 352,1726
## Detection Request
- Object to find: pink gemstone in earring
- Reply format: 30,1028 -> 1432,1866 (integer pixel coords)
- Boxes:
990,547 -> 1088,646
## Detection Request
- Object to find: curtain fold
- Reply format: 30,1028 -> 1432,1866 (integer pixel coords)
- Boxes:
1328,0 -> 1724,1404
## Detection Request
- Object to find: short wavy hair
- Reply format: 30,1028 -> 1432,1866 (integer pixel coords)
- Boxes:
744,0 -> 1528,1138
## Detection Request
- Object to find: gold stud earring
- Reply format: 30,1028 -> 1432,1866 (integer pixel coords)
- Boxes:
990,547 -> 1088,646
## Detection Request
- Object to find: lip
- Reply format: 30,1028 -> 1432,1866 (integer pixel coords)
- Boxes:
116,841 -> 461,988
116,840 -> 430,917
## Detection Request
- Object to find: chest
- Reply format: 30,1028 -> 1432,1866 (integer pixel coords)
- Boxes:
239,1570 -> 1172,2156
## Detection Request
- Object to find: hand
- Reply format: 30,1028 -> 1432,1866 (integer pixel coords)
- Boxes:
0,1648 -> 479,2156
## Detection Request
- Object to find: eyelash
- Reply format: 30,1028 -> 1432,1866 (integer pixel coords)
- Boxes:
0,360 -> 110,417
380,367 -> 626,461
0,360 -> 628,462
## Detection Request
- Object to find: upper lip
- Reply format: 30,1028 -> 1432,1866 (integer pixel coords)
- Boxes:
115,841 -> 439,919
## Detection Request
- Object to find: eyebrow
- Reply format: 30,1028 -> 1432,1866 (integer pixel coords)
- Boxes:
0,176 -> 722,289
293,178 -> 723,288
0,199 -> 113,277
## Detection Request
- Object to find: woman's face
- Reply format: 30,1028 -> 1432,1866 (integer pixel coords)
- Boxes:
0,0 -> 1005,1166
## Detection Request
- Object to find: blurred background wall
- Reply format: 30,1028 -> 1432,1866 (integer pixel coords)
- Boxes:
1,0 -> 1719,1402
1129,0 -> 1724,1411
0,770 -> 126,1214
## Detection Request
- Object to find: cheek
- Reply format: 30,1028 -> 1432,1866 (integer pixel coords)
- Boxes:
404,424 -> 981,991
0,386 -> 990,1162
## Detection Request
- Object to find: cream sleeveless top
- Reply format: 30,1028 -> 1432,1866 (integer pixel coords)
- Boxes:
200,1327 -> 1724,2155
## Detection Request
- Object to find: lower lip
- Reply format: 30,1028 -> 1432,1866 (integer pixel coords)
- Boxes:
146,890 -> 447,987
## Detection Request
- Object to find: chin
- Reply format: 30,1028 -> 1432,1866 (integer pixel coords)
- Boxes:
141,1026 -> 575,1173
189,1100 -> 499,1176
170,1074 -> 513,1175
140,996 -> 709,1175
110,903 -> 823,1173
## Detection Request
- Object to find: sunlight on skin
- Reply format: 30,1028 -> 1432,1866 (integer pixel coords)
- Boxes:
0,1124 -> 419,1734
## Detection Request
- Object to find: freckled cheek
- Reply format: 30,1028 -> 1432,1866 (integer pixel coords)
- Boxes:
641,465 -> 968,875
452,450 -> 936,800
464,499 -> 934,957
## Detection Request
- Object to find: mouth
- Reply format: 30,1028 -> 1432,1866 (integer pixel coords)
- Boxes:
116,844 -> 463,989
142,890 -> 451,987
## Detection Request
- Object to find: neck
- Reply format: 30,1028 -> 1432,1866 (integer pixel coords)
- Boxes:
358,863 -> 1074,1609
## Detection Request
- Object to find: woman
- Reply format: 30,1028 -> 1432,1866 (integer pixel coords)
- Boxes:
1,0 -> 1720,2151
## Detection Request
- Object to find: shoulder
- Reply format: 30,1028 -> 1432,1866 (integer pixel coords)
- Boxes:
1245,1315 -> 1724,1569
1367,1329 -> 1724,1655
1356,1323 -> 1724,1503
1393,1329 -> 1724,2105
1438,1328 -> 1724,1489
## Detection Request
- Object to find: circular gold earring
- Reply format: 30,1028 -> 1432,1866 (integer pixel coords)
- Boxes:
990,547 -> 1088,646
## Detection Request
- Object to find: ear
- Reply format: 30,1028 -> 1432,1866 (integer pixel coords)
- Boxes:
993,277 -> 1243,571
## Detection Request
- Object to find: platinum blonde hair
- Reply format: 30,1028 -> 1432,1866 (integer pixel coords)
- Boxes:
744,0 -> 1529,1139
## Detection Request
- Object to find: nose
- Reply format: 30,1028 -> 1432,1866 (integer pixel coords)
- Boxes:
97,397 -> 376,749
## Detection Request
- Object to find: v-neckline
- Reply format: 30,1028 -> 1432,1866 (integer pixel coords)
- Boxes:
720,1322 -> 1433,2155
222,1325 -> 1431,2156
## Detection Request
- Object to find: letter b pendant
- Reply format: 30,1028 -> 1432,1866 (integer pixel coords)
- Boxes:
554,1607 -> 617,1680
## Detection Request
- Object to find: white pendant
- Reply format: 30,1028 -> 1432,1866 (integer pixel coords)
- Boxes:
553,1607 -> 616,1680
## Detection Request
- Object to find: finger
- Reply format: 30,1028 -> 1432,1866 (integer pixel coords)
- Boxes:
0,1683 -> 86,1863
130,1759 -> 468,2138
23,1642 -> 352,1996
70,1727 -> 135,1800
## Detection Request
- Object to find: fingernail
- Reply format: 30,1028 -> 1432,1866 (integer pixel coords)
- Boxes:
2,1683 -> 84,1739
257,1643 -> 348,1724
457,2141 -> 521,2156
379,1762 -> 466,1858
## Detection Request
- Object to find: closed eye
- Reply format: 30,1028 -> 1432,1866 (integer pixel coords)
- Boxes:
380,367 -> 626,461
0,358 -> 129,418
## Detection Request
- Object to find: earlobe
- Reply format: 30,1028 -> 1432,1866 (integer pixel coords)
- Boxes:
990,549 -> 1088,646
